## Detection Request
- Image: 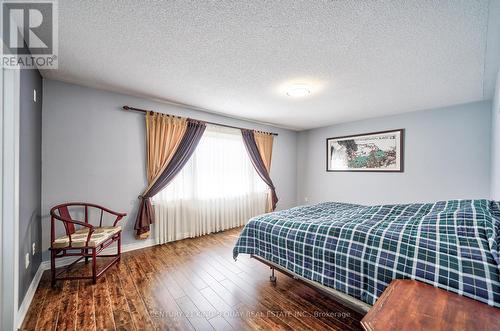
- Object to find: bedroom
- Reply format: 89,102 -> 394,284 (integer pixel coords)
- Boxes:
1,0 -> 500,330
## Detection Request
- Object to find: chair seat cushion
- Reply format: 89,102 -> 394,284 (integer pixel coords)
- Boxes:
51,226 -> 121,248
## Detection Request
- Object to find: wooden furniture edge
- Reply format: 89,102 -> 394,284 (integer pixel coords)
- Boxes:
360,279 -> 401,330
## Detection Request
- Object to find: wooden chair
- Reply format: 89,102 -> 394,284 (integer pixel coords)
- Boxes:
49,202 -> 126,286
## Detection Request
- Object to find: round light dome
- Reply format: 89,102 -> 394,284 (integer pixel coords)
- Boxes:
286,84 -> 311,98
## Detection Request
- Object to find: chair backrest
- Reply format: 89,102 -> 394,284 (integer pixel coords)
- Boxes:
57,206 -> 76,235
50,202 -> 125,237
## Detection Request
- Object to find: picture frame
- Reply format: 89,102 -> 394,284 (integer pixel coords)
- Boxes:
326,129 -> 404,172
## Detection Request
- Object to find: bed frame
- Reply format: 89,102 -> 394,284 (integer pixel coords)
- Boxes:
251,255 -> 371,314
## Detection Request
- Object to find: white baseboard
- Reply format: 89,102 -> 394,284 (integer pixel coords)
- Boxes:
39,238 -> 156,270
17,240 -> 155,327
17,264 -> 44,329
18,239 -> 156,328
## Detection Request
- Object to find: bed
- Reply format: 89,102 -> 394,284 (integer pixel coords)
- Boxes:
233,199 -> 500,309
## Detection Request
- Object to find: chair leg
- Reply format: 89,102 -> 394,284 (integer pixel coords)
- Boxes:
85,248 -> 89,264
50,249 -> 56,287
92,248 -> 97,284
117,233 -> 121,261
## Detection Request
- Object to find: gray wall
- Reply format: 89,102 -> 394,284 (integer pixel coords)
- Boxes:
41,79 -> 494,262
297,101 -> 492,205
41,79 -> 298,260
491,69 -> 500,199
19,69 -> 42,306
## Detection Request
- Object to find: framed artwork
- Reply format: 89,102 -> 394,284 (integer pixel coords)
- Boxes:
326,129 -> 404,172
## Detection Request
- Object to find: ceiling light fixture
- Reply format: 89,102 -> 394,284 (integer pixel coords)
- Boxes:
286,84 -> 311,98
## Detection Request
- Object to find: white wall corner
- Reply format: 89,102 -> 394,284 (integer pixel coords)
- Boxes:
490,68 -> 500,200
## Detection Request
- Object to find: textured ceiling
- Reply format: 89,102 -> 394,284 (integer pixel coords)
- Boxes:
42,0 -> 499,130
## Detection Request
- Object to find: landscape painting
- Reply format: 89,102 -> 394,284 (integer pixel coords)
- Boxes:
326,129 -> 404,172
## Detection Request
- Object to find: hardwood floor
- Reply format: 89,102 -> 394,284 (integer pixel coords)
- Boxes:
21,228 -> 364,331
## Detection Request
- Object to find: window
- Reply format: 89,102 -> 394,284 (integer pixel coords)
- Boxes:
152,125 -> 268,243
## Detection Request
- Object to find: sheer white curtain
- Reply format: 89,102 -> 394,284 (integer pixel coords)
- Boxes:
152,125 -> 268,244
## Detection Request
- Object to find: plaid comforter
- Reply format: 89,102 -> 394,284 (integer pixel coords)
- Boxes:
233,200 -> 500,307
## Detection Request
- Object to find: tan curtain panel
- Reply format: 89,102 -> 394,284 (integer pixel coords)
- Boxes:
146,112 -> 187,184
253,131 -> 275,212
137,112 -> 188,239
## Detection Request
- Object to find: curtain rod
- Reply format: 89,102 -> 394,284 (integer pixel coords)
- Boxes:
122,106 -> 278,136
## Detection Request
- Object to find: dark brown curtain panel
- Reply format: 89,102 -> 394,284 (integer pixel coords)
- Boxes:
135,119 -> 206,238
241,129 -> 278,211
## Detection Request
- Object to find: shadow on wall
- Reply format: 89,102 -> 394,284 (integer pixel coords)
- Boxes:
19,210 -> 42,302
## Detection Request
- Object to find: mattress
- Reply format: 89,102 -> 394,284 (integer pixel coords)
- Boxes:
233,200 -> 500,307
